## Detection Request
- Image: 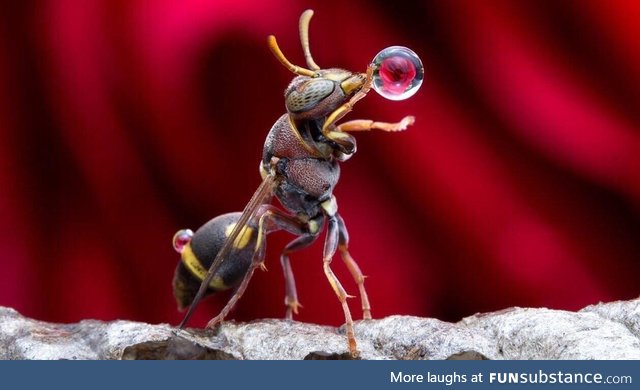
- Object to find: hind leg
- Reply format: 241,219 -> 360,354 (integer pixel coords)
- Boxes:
206,245 -> 265,328
320,197 -> 359,356
206,205 -> 310,328
337,214 -> 372,320
323,214 -> 358,356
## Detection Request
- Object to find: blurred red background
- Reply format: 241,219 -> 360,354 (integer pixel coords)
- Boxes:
0,0 -> 638,328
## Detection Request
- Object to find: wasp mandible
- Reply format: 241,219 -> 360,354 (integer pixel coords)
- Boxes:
172,9 -> 423,356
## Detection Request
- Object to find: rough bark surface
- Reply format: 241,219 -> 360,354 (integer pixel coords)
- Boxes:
1,299 -> 638,360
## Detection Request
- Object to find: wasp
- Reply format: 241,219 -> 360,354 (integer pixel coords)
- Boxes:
172,9 -> 422,356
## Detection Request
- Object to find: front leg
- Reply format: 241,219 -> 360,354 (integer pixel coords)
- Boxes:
337,115 -> 415,133
324,115 -> 415,160
320,65 -> 375,144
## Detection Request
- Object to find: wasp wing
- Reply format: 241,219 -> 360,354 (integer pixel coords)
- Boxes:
178,172 -> 277,329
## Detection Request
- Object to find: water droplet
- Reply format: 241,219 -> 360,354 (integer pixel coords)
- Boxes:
372,46 -> 424,101
172,229 -> 193,253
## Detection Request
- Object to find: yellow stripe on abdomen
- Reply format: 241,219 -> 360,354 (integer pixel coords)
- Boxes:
181,244 -> 227,290
224,223 -> 254,250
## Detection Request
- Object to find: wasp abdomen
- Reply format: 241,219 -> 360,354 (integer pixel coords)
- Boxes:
172,212 -> 258,311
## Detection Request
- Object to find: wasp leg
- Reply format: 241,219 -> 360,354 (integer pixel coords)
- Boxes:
322,211 -> 358,356
205,240 -> 266,328
320,65 -> 375,146
337,214 -> 372,320
205,205 -> 309,328
280,234 -> 319,319
336,116 -> 415,133
255,207 -> 317,318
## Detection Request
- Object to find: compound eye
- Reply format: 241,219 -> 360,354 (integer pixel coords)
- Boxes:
286,79 -> 335,112
372,46 -> 424,101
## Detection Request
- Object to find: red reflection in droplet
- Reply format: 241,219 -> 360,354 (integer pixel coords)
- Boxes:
379,56 -> 417,95
172,229 -> 193,253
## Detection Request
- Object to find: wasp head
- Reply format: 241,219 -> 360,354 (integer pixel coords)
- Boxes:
268,10 -> 370,120
282,68 -> 366,120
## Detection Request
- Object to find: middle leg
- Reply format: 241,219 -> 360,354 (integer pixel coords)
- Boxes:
280,233 -> 319,319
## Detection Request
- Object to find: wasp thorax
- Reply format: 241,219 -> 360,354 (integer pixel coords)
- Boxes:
372,46 -> 424,101
172,229 -> 193,253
